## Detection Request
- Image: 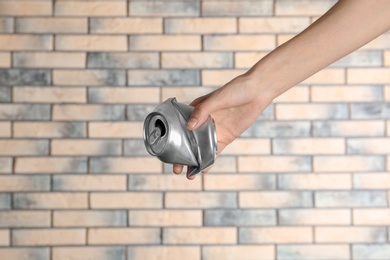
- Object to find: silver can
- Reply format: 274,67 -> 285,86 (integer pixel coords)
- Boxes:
143,98 -> 218,177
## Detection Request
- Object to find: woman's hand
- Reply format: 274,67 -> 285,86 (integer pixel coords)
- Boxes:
172,74 -> 273,179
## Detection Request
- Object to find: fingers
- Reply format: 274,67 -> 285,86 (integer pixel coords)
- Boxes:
173,164 -> 183,175
187,92 -> 222,131
186,167 -> 196,180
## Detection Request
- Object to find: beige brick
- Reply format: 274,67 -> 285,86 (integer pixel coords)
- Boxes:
240,17 -> 309,33
348,68 -> 390,84
277,245 -> 350,260
14,192 -> 88,209
0,230 -> 9,246
354,209 -> 390,225
385,51 -> 390,66
89,122 -> 142,138
162,52 -> 233,69
51,139 -> 121,156
164,228 -> 236,244
275,0 -> 336,16
234,52 -> 268,69
239,191 -> 312,208
13,228 -> 85,246
0,175 -> 49,192
165,18 -> 236,34
361,33 -> 390,50
207,156 -> 236,173
128,246 -> 200,260
314,156 -> 385,172
385,86 -> 390,101
0,158 -> 12,174
55,1 -> 126,16
13,87 -> 86,103
14,122 -> 86,138
0,248 -> 49,260
91,18 -> 162,34
315,227 -> 387,243
53,247 -> 125,260
0,140 -> 48,156
348,138 -> 390,154
240,227 -> 312,244
276,104 -> 347,120
223,138 -> 270,155
165,192 -> 237,209
279,209 -> 351,225
204,35 -> 275,51
238,156 -> 311,173
277,34 -> 295,46
312,86 -> 382,102
202,70 -> 246,86
90,157 -> 161,174
161,87 -> 214,103
54,70 -> 125,86
0,210 -> 50,227
13,52 -> 86,68
89,87 -> 159,104
273,138 -> 345,155
0,1 -> 52,16
53,105 -> 124,121
354,173 -> 390,189
16,18 -> 87,33
279,173 -> 352,190
0,52 -> 11,67
204,174 -> 275,191
0,35 -> 52,51
91,192 -> 162,209
88,228 -> 160,245
53,175 -> 126,191
130,35 -> 200,51
0,122 -> 10,137
56,35 -> 127,51
54,210 -> 125,227
203,246 -> 274,260
313,120 -> 385,137
129,210 -> 202,227
274,86 -> 309,103
302,68 -> 345,84
129,175 -> 202,191
15,157 -> 86,174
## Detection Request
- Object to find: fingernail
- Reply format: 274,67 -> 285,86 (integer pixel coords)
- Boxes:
187,118 -> 197,129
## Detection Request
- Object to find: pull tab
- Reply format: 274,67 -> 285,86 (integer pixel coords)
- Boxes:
149,128 -> 161,145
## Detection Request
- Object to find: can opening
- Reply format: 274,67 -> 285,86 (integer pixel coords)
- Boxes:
155,119 -> 166,137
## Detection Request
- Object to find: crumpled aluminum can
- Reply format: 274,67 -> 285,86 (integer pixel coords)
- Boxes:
143,98 -> 218,177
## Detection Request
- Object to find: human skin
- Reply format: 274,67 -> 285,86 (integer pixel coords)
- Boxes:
173,0 -> 390,179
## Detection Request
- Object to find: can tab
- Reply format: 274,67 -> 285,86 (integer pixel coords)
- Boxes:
149,128 -> 161,145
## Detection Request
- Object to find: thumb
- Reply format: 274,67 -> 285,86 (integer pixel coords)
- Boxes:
186,96 -> 220,130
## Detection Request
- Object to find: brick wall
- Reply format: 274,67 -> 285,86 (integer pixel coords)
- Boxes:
0,0 -> 389,259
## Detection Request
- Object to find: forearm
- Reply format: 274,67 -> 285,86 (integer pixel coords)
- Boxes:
247,0 -> 390,101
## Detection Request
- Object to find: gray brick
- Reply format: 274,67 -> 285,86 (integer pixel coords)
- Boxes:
124,139 -> 148,156
242,121 -> 311,138
351,103 -> 390,119
278,245 -> 350,260
60,122 -> 86,138
127,104 -> 156,121
315,191 -> 387,208
0,193 -> 10,209
331,50 -> 382,67
128,70 -> 200,86
0,158 -> 12,174
204,209 -> 276,226
312,121 -> 385,137
0,18 -> 13,33
0,86 -> 11,102
0,104 -> 50,120
353,245 -> 390,260
0,248 -> 50,260
202,1 -> 273,16
130,1 -> 200,16
87,52 -> 158,69
54,210 -> 127,227
0,69 -> 51,86
98,105 -> 126,121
